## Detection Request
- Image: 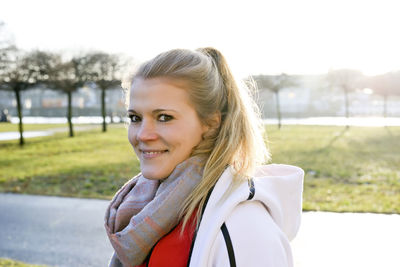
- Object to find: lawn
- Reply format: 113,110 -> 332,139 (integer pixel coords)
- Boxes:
0,123 -> 137,199
266,125 -> 400,213
0,258 -> 46,267
0,123 -> 69,132
0,123 -> 399,213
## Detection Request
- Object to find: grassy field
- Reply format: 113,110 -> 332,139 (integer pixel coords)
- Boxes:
265,125 -> 400,213
0,123 -> 399,213
0,258 -> 46,267
0,123 -> 70,132
0,123 -> 137,199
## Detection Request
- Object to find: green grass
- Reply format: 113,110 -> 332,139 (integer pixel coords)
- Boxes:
266,125 -> 400,213
0,123 -> 69,132
0,124 -> 138,199
0,124 -> 399,213
0,258 -> 47,267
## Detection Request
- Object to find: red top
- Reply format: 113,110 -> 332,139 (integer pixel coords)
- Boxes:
137,211 -> 197,267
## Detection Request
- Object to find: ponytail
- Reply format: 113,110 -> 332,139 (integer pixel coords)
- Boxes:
180,48 -> 269,230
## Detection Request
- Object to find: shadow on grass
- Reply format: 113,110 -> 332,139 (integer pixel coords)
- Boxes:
0,130 -> 110,168
0,160 -> 140,199
383,126 -> 399,137
385,126 -> 392,136
0,125 -> 113,148
319,127 -> 349,152
360,127 -> 400,149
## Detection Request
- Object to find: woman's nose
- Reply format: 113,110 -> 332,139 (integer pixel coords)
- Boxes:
136,120 -> 158,141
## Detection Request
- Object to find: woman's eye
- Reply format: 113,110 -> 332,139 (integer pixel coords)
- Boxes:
128,114 -> 141,123
158,114 -> 173,122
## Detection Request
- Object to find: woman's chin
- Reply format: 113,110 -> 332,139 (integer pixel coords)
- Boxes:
141,169 -> 171,180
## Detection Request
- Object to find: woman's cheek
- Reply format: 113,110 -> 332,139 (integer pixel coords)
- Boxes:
127,125 -> 136,146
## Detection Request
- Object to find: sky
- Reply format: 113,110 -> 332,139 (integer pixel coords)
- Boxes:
1,0 -> 400,78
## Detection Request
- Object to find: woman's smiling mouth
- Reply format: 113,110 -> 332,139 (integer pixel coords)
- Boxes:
140,149 -> 169,159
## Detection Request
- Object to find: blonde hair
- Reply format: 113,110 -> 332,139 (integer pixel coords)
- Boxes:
130,47 -> 270,229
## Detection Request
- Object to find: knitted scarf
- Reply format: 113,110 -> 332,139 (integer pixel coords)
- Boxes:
104,156 -> 205,267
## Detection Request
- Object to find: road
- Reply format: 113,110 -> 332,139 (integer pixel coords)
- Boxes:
0,193 -> 113,267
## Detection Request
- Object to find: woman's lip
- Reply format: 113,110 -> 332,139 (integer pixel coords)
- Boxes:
139,149 -> 168,153
140,149 -> 168,159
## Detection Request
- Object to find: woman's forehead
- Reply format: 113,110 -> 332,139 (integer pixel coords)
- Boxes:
129,78 -> 193,110
131,77 -> 189,91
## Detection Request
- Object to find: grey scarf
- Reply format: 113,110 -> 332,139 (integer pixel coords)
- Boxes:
104,156 -> 205,267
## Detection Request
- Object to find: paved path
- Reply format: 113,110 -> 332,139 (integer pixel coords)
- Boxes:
1,193 -> 399,267
291,211 -> 400,267
0,193 -> 113,267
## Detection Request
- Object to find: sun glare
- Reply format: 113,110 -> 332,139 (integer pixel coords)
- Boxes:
363,88 -> 374,95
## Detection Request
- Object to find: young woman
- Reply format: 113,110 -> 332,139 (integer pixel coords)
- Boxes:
104,47 -> 304,267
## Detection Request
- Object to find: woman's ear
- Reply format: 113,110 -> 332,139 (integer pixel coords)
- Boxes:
202,111 -> 221,134
210,111 -> 221,129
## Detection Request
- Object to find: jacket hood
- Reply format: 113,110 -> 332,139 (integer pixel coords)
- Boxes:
188,164 -> 304,266
252,164 -> 304,241
197,164 -> 304,242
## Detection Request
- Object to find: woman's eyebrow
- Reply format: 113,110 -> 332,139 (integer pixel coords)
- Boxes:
152,109 -> 177,114
127,109 -> 178,114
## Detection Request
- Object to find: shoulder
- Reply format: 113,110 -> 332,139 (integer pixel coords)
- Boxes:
209,201 -> 293,267
190,164 -> 302,266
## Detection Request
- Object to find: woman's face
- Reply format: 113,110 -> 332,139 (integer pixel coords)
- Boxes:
128,77 -> 208,180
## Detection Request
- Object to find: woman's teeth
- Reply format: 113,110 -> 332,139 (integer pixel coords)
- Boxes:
143,151 -> 163,155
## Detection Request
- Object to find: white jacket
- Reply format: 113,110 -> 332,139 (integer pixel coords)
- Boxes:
188,164 -> 304,267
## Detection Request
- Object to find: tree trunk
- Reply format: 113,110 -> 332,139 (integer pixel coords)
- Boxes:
15,88 -> 24,146
67,90 -> 74,137
344,88 -> 350,128
101,87 -> 107,132
383,94 -> 388,118
275,91 -> 282,129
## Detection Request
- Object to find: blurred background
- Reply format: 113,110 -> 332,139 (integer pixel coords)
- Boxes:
1,0 -> 399,266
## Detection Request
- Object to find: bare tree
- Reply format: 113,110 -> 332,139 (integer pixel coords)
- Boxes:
252,73 -> 297,129
365,72 -> 400,118
49,54 -> 93,137
84,52 -> 123,132
0,21 -> 16,68
327,69 -> 363,127
0,50 -> 57,145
